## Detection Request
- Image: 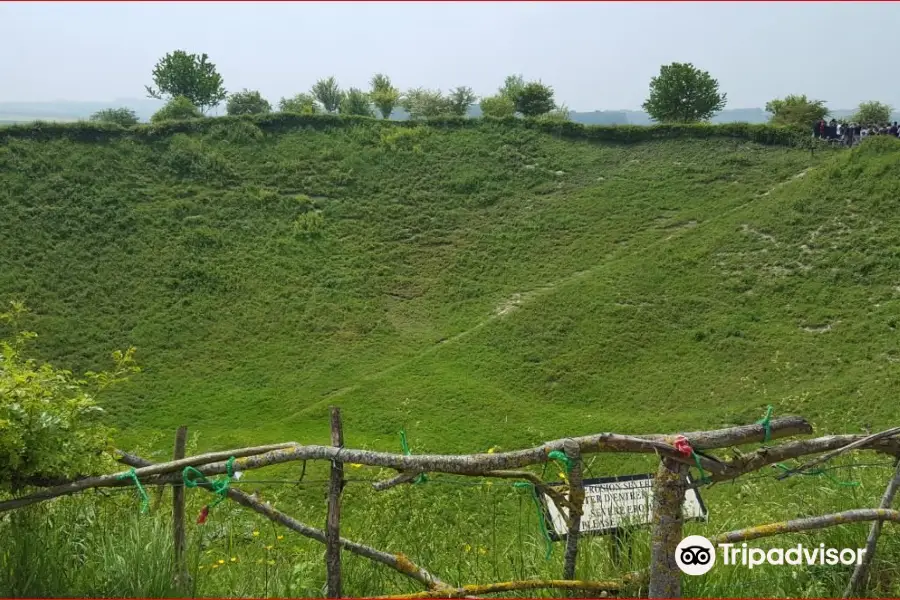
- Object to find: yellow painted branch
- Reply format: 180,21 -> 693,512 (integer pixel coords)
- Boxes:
375,578 -> 623,599
711,509 -> 900,544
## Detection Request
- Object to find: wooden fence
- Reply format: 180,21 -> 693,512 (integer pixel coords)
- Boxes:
2,409 -> 899,598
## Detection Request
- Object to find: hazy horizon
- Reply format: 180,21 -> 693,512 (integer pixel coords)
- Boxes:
2,2 -> 899,112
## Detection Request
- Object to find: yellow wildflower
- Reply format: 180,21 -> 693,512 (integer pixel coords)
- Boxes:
217,559 -> 225,565
478,547 -> 487,555
230,557 -> 237,562
487,447 -> 497,454
266,545 -> 274,551
464,543 -> 472,553
277,535 -> 284,540
252,530 -> 260,537
212,564 -> 219,570
350,463 -> 363,469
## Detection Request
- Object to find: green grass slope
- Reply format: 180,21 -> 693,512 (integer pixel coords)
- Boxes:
6,120 -> 900,598
0,120 -> 833,450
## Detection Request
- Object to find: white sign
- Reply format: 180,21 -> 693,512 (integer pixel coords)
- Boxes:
541,474 -> 707,539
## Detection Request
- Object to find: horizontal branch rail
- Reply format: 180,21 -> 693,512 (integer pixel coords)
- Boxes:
0,417 -> 827,514
709,434 -> 900,484
711,509 -> 900,544
778,427 -> 900,480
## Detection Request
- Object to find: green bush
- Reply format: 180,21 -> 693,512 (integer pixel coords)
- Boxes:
226,89 -> 272,116
151,96 -> 203,123
294,210 -> 325,237
89,107 -> 140,127
0,302 -> 139,490
205,119 -> 265,143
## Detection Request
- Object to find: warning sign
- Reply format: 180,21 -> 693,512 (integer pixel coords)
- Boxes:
541,473 -> 707,539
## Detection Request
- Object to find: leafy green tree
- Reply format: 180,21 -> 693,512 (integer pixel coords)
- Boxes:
499,74 -> 526,102
150,96 -> 203,123
516,82 -> 556,117
401,88 -> 452,120
642,62 -> 726,123
447,86 -> 477,117
479,94 -> 516,118
145,50 -> 226,113
226,89 -> 272,116
0,302 -> 140,490
311,76 -> 344,113
370,73 -> 401,119
89,107 -> 139,127
854,101 -> 893,124
765,95 -> 828,127
279,93 -> 319,114
339,88 -> 374,117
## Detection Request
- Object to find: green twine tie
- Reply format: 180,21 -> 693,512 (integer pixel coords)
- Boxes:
547,450 -> 574,475
117,467 -> 150,514
514,482 -> 554,560
775,463 -> 859,487
756,405 -> 774,443
183,456 -> 237,509
692,453 -> 711,485
399,429 -> 427,484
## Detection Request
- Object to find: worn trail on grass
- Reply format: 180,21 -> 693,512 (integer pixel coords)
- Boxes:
300,167 -> 814,414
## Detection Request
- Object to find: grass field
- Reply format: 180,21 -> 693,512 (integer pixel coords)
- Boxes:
2,118 -> 900,597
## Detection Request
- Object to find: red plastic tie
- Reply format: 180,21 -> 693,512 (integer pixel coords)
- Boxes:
673,435 -> 693,457
196,504 -> 209,525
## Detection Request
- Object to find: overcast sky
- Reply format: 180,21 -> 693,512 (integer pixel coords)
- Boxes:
2,2 -> 899,111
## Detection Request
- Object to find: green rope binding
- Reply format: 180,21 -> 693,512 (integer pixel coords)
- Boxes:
183,456 -> 237,509
774,463 -> 859,487
547,450 -> 573,474
756,405 -> 774,443
691,452 -> 711,484
117,467 -> 150,514
399,429 -> 427,484
514,482 -> 554,560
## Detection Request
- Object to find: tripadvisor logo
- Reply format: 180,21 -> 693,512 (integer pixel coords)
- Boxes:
675,535 -> 716,575
675,535 -> 866,576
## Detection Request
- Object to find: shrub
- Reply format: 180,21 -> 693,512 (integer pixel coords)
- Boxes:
401,89 -> 452,120
279,93 -> 319,114
89,108 -> 139,127
0,302 -> 139,490
480,95 -> 516,119
151,96 -> 203,123
226,89 -> 272,116
766,95 -> 828,127
339,88 -> 374,117
294,210 -> 325,236
206,120 -> 264,143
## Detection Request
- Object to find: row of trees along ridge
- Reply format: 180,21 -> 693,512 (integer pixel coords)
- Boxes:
82,50 -> 893,130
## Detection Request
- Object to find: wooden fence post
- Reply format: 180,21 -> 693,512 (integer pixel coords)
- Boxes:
648,458 -> 689,598
843,458 -> 900,598
326,407 -> 345,598
172,426 -> 189,591
562,439 -> 584,582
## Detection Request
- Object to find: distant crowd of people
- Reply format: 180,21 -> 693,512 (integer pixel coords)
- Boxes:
813,118 -> 899,146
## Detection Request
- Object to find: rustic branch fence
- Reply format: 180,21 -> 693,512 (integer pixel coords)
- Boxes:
3,411 -> 899,598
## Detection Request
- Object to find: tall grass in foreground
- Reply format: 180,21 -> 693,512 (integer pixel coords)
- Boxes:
1,458 -> 899,598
